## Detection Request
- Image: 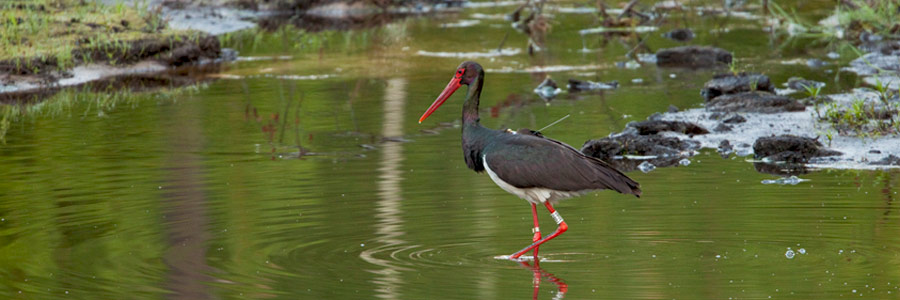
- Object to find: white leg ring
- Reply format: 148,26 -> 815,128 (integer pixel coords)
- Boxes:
550,211 -> 564,224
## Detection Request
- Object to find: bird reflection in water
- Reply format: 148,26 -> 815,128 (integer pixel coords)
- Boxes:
517,260 -> 568,300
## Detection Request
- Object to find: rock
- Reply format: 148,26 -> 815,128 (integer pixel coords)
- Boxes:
753,162 -> 812,176
220,48 -> 239,62
786,77 -> 825,90
581,132 -> 701,161
707,91 -> 805,113
667,105 -> 679,113
656,46 -> 732,68
717,139 -> 733,158
701,72 -> 775,101
164,35 -> 221,67
806,59 -> 829,68
662,28 -> 695,42
847,51 -> 900,76
869,149 -> 882,154
567,78 -> 618,92
872,155 -> 900,166
723,114 -> 747,123
714,123 -> 732,132
637,161 -> 657,173
752,135 -> 842,163
626,120 -> 709,135
534,77 -> 562,100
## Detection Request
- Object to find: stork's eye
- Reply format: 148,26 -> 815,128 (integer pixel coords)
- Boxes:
456,69 -> 464,76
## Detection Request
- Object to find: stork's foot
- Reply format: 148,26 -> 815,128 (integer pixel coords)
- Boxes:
508,221 -> 568,260
509,201 -> 567,261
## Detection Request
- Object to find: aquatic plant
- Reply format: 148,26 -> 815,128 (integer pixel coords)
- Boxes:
802,84 -> 822,99
836,0 -> 900,38
820,96 -> 899,138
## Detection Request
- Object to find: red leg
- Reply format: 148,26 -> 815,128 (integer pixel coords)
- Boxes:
510,201 -> 568,260
531,203 -> 542,260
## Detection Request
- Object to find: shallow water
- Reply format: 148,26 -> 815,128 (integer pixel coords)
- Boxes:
2,0 -> 900,299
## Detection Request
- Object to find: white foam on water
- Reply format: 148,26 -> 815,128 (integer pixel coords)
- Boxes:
416,48 -> 522,58
487,64 -> 609,73
579,26 -> 658,35
464,1 -> 526,8
441,19 -> 480,28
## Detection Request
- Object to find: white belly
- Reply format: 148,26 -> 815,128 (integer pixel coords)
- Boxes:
482,156 -> 584,204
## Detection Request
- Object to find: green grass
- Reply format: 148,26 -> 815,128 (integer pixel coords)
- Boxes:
820,97 -> 900,138
0,0 -> 190,73
768,0 -> 900,41
836,0 -> 900,37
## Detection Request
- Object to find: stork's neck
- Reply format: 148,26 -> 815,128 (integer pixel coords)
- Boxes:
462,73 -> 483,126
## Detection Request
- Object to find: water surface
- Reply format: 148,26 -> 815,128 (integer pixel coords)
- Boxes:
2,1 -> 899,299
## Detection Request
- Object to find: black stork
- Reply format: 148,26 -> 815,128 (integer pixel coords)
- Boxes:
418,61 -> 642,260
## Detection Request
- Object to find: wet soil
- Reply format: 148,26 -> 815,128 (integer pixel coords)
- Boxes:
0,35 -> 220,77
706,91 -> 806,113
752,135 -> 842,163
655,46 -> 732,69
627,120 -> 709,135
701,72 -> 774,101
1,35 -> 221,102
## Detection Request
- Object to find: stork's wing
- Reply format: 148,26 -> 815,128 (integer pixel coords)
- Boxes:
483,134 -> 641,197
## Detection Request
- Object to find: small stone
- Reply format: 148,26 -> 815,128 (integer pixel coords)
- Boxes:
714,123 -> 732,132
662,28 -> 695,42
723,114 -> 747,124
638,161 -> 657,173
667,105 -> 679,113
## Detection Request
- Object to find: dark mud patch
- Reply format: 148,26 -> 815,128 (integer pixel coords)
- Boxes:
627,120 -> 709,135
873,155 -> 900,166
580,131 -> 700,172
655,46 -> 732,69
707,91 -> 805,113
753,135 -> 842,163
75,35 -> 221,69
701,72 -> 774,101
662,28 -> 695,42
1,35 -> 220,76
752,161 -> 813,176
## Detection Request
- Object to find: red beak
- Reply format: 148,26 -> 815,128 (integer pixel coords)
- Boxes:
418,75 -> 462,123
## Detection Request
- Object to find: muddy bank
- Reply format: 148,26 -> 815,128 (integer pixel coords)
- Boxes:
1,35 -> 223,100
0,0 -> 228,101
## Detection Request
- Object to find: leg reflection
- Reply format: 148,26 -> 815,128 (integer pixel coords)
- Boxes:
517,260 -> 568,300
